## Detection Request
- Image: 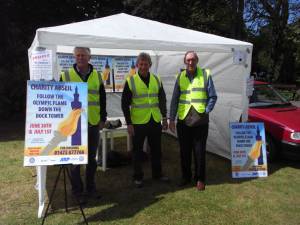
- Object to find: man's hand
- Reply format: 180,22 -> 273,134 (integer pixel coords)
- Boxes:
162,118 -> 168,130
99,121 -> 105,130
169,120 -> 176,133
127,124 -> 135,136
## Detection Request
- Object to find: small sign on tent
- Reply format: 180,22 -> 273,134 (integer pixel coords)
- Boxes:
29,49 -> 53,80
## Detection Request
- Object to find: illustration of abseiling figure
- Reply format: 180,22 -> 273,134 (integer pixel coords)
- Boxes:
242,126 -> 264,170
41,87 -> 83,155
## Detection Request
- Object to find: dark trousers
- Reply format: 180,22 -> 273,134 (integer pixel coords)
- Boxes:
71,125 -> 99,193
176,121 -> 208,183
132,119 -> 162,180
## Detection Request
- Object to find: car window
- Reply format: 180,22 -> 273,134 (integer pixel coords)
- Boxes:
250,84 -> 289,107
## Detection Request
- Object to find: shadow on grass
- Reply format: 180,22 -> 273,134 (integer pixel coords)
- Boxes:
44,165 -> 184,223
77,174 -> 180,224
44,148 -> 186,223
43,134 -> 299,224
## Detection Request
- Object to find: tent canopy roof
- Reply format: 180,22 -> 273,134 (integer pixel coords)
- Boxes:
31,13 -> 252,52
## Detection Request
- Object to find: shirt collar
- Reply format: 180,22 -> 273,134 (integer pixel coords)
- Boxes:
75,63 -> 92,76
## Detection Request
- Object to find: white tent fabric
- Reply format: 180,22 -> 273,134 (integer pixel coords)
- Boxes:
28,13 -> 252,217
30,13 -> 250,52
28,10 -> 253,162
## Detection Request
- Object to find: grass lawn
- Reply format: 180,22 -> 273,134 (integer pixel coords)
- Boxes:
0,120 -> 300,225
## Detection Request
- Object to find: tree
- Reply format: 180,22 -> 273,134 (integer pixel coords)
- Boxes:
245,0 -> 300,83
123,0 -> 183,25
0,0 -> 125,119
231,0 -> 246,39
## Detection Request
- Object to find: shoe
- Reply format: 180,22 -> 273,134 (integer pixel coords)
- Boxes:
177,179 -> 191,187
196,181 -> 205,191
134,179 -> 143,188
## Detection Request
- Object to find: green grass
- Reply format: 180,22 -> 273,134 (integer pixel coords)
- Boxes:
0,122 -> 300,225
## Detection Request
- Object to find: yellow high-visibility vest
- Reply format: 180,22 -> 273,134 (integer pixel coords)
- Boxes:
127,73 -> 162,124
178,67 -> 210,120
61,67 -> 102,125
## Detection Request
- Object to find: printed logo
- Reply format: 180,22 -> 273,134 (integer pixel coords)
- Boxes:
60,157 -> 70,162
29,158 -> 35,163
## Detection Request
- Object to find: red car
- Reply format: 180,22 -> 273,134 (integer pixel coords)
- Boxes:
248,81 -> 300,161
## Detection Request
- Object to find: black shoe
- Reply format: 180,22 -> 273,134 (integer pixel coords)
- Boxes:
177,179 -> 191,187
134,179 -> 143,188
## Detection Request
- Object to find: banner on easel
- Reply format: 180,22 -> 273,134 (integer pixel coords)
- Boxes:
24,81 -> 88,166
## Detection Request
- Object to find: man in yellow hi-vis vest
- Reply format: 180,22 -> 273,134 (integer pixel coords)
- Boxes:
121,52 -> 169,188
169,51 -> 217,191
60,47 -> 107,197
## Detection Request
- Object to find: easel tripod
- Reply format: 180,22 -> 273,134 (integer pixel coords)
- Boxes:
41,164 -> 88,225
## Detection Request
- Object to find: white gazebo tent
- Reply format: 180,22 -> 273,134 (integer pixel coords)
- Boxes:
28,13 -> 252,217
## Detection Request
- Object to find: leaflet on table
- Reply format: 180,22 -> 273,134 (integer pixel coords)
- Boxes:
24,81 -> 88,166
229,122 -> 268,178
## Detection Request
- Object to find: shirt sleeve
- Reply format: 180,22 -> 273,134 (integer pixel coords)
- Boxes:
121,81 -> 133,125
205,76 -> 217,113
158,83 -> 167,118
169,77 -> 180,121
99,83 -> 107,122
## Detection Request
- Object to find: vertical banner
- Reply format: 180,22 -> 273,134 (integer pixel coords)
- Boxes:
230,122 -> 268,178
29,50 -> 53,80
113,57 -> 137,92
24,81 -> 88,166
95,56 -> 113,92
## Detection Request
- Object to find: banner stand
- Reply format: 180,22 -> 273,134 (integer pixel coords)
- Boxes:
41,165 -> 88,225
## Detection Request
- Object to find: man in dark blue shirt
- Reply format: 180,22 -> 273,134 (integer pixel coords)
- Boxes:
169,51 -> 217,191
